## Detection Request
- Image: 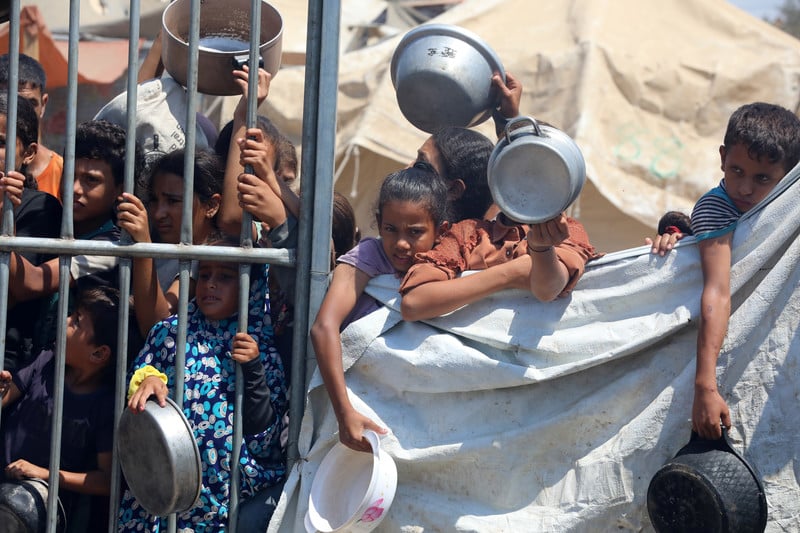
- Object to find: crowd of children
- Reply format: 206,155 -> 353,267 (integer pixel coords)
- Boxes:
0,43 -> 797,532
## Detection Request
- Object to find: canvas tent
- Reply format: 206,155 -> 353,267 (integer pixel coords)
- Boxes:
260,0 -> 800,252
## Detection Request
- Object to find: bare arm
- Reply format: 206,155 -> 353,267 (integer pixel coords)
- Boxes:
137,30 -> 164,83
218,67 -> 271,236
401,255 -> 532,321
4,452 -> 112,495
8,253 -> 63,302
117,193 -> 173,336
693,235 -> 733,439
310,264 -> 387,452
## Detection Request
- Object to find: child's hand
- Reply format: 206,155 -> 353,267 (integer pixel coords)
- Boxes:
4,459 -> 47,481
116,193 -> 152,243
231,332 -> 260,364
128,375 -> 168,412
237,172 -> 281,223
646,232 -> 683,256
0,170 -> 26,207
492,70 -> 523,120
692,387 -> 731,440
338,408 -> 389,453
232,65 -> 271,124
238,128 -> 278,186
526,213 -> 569,250
0,369 -> 11,396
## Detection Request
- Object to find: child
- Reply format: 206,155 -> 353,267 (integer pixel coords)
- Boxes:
646,211 -> 693,256
0,53 -> 63,200
8,120 -> 143,300
689,102 -> 800,440
0,286 -> 141,531
0,94 -> 62,371
119,241 -> 288,532
310,165 -> 450,452
116,148 -> 223,336
399,211 -> 600,321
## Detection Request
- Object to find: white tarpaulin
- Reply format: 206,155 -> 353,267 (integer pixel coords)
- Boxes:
271,165 -> 800,530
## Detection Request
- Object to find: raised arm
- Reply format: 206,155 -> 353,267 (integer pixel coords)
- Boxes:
692,234 -> 733,439
525,214 -> 570,301
218,67 -> 270,236
116,192 -> 174,336
310,263 -> 388,452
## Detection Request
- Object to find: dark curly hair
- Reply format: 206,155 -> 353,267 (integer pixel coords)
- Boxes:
723,102 -> 800,174
75,120 -> 144,187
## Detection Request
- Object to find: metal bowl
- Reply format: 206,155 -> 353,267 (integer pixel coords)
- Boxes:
488,116 -> 586,224
161,0 -> 283,96
0,479 -> 65,533
117,396 -> 202,517
390,23 -> 505,133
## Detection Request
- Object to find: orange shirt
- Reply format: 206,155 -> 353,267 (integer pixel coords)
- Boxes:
400,216 -> 602,297
35,152 -> 63,202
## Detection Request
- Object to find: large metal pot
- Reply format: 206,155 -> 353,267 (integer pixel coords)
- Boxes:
161,0 -> 283,96
390,23 -> 505,133
647,429 -> 767,533
117,396 -> 202,517
305,431 -> 397,533
488,116 -> 586,224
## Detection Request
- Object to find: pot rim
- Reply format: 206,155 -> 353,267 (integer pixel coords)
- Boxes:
161,0 -> 284,54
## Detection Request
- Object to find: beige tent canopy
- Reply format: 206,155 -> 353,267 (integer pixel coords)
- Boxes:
262,0 -> 800,252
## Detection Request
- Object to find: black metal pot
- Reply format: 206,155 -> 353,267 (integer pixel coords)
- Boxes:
0,479 -> 66,533
647,429 -> 767,533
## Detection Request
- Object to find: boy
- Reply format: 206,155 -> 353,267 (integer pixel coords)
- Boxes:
0,286 -> 141,529
0,53 -> 63,200
7,120 -> 142,301
690,102 -> 800,440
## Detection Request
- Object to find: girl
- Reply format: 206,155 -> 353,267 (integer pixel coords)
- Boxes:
116,148 -> 223,337
310,164 -> 450,452
120,240 -> 288,532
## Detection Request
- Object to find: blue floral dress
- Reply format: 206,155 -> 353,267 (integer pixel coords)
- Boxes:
118,263 -> 288,532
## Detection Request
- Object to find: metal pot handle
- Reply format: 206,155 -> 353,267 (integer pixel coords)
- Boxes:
503,115 -> 543,144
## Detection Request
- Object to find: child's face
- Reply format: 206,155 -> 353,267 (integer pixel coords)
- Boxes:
0,113 -> 34,171
64,308 -> 101,367
150,172 -> 219,245
414,137 -> 444,176
378,199 -> 439,273
720,143 -> 787,212
17,82 -> 47,122
196,262 -> 240,321
73,158 -> 123,231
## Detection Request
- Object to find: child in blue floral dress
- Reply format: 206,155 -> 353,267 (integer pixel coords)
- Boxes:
118,253 -> 288,532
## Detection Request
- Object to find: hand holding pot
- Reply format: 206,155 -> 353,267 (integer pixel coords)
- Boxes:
129,375 -> 169,412
692,386 -> 731,440
338,407 -> 389,454
526,213 -> 569,250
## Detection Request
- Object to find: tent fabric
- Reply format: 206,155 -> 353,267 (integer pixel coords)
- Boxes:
261,0 -> 800,251
270,165 -> 800,531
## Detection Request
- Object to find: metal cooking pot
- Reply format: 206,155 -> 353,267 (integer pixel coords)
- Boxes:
488,116 -> 586,224
305,431 -> 397,533
0,479 -> 66,533
117,396 -> 202,517
647,429 -> 767,533
390,23 -> 505,133
161,0 -> 283,96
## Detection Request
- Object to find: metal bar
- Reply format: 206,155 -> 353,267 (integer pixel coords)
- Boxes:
0,0 -> 21,437
287,0 -> 341,469
46,1 -> 81,530
0,236 -> 294,263
109,1 -> 141,528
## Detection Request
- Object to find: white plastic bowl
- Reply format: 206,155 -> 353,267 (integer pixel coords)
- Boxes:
305,431 -> 397,532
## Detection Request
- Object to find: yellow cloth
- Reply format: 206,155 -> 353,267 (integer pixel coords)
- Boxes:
127,364 -> 168,400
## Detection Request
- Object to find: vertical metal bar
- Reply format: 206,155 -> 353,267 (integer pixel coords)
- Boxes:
168,1 -> 201,530
228,2 -> 261,529
287,0 -> 340,469
110,1 -> 141,529
0,0 -> 21,433
46,2 -> 80,531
